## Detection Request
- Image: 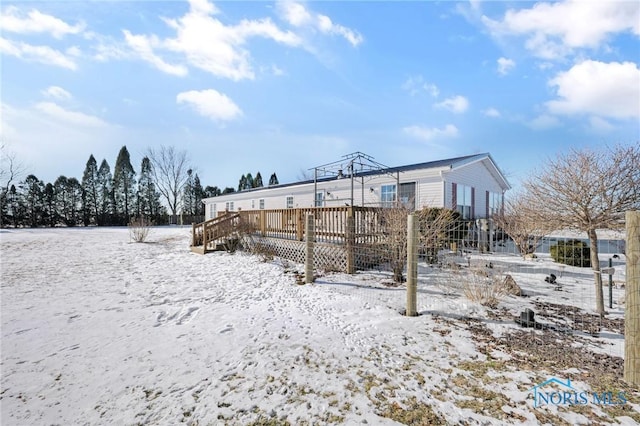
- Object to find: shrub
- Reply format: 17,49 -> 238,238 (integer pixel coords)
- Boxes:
550,239 -> 591,267
128,217 -> 152,243
461,270 -> 507,309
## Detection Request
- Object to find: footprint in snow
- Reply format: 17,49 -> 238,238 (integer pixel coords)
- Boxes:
218,324 -> 233,334
177,306 -> 199,325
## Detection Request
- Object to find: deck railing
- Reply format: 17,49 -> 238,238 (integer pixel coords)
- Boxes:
192,206 -> 384,250
191,211 -> 240,250
237,206 -> 384,245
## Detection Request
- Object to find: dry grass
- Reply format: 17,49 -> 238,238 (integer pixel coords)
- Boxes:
461,269 -> 508,308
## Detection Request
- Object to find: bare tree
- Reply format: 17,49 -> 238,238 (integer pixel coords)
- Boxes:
522,143 -> 640,315
146,146 -> 191,221
380,205 -> 410,283
416,207 -> 465,263
1,143 -> 26,227
493,192 -> 553,257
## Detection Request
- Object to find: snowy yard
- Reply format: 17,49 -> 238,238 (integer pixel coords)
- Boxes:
1,227 -> 638,425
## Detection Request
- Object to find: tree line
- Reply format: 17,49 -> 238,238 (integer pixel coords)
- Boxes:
0,144 -> 280,228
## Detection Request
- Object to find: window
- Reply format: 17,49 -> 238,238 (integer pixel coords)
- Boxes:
315,192 -> 325,207
209,203 -> 217,219
259,199 -> 265,209
286,196 -> 294,209
488,192 -> 502,216
225,201 -> 234,211
456,184 -> 473,219
251,199 -> 255,209
399,182 -> 416,210
381,184 -> 397,207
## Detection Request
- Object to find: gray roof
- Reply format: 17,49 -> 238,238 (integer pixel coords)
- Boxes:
206,152 -> 509,198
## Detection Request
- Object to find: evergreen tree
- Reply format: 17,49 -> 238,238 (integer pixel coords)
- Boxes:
193,174 -> 204,215
222,187 -> 235,194
22,175 -> 44,227
113,146 -> 136,224
138,156 -> 162,221
43,183 -> 56,227
54,176 -> 81,226
204,186 -> 221,198
254,172 -> 263,188
97,159 -> 114,225
269,172 -> 279,186
66,177 -> 83,226
183,169 -> 196,215
7,184 -> 23,227
238,174 -> 246,192
244,173 -> 254,190
81,155 -> 100,226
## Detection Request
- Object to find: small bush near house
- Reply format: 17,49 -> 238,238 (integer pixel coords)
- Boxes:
550,239 -> 591,267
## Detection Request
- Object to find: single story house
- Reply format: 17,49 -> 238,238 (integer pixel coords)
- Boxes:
202,153 -> 510,220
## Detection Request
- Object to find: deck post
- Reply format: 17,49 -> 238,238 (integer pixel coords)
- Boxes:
305,213 -> 315,283
260,210 -> 266,236
406,213 -> 418,317
191,223 -> 196,247
296,209 -> 304,241
346,207 -> 355,274
202,222 -> 208,254
624,210 -> 639,386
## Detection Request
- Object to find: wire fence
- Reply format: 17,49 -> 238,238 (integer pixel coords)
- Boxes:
238,208 -> 636,382
304,209 -> 632,364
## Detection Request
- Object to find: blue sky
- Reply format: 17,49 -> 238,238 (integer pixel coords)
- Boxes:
1,0 -> 638,191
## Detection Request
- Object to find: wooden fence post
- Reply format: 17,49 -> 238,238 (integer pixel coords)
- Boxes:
260,210 -> 266,236
624,210 -> 639,386
305,213 -> 315,283
346,207 -> 355,274
296,209 -> 304,241
406,213 -> 418,317
202,222 -> 208,253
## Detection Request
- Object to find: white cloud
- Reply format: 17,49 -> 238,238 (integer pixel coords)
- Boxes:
123,30 -> 188,76
546,60 -> 640,119
497,57 -> 515,75
589,116 -> 614,132
482,1 -> 640,60
279,1 -> 312,27
0,6 -> 85,39
149,0 -> 301,80
35,102 -> 109,127
0,37 -> 77,70
483,108 -> 501,118
403,124 -> 459,141
435,95 -> 469,113
277,1 -> 363,47
177,89 -> 242,122
402,76 -> 439,97
42,86 -> 72,101
527,114 -> 560,130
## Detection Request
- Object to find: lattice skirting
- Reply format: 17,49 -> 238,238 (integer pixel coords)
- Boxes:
243,236 -> 347,272
242,235 -> 388,273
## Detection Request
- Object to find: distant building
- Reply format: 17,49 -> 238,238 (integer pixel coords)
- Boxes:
202,152 -> 511,220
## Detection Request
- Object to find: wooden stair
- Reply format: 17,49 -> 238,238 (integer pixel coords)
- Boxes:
190,212 -> 241,254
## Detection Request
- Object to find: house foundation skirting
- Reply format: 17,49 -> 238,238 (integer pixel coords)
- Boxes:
243,236 -> 388,273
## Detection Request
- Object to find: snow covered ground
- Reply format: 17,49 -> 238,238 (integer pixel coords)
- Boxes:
1,227 -> 638,425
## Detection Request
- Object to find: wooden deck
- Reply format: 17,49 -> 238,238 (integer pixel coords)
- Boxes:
191,206 -> 384,258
